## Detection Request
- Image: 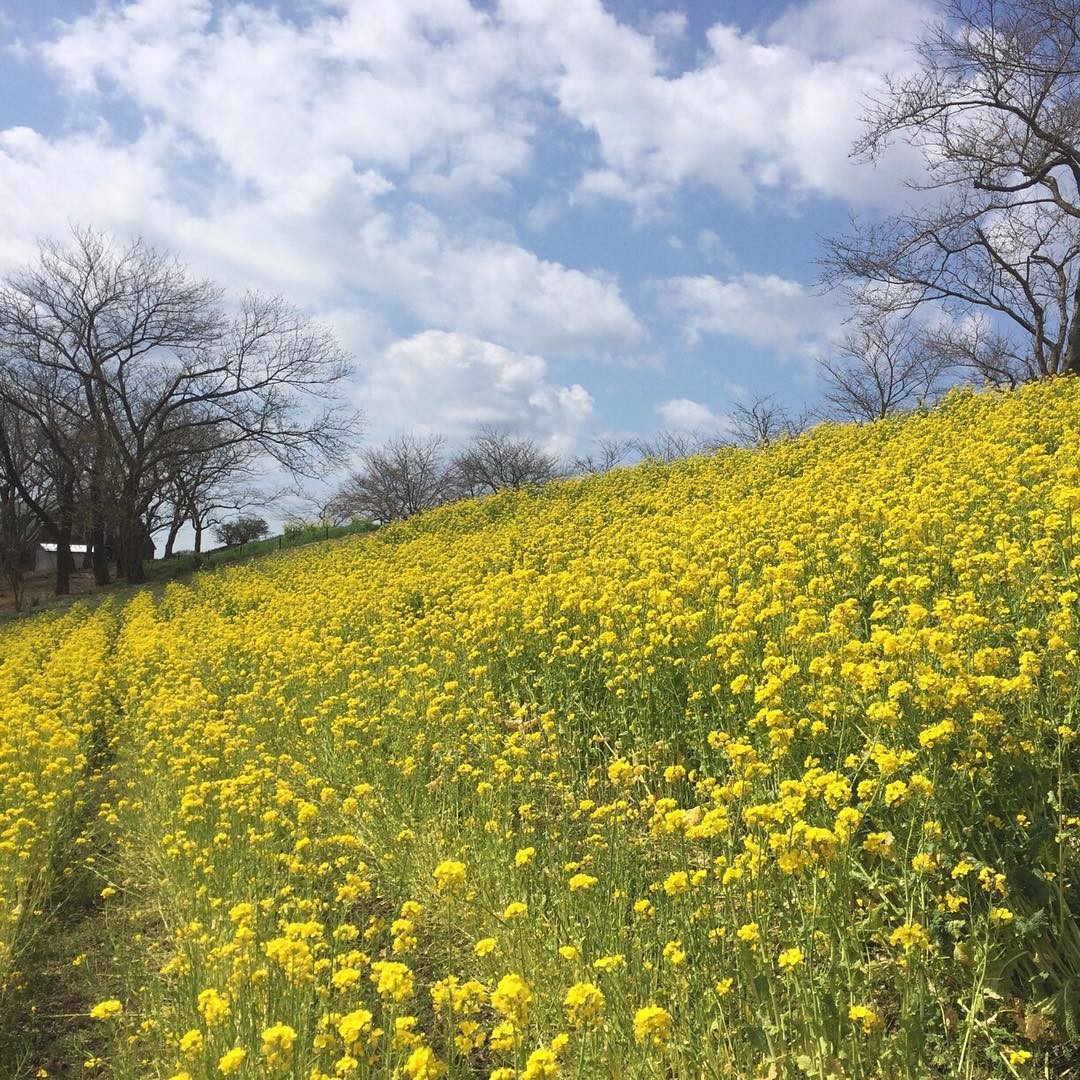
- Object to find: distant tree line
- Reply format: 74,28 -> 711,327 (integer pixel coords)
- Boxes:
325,406 -> 821,527
324,428 -> 561,525
0,226 -> 358,606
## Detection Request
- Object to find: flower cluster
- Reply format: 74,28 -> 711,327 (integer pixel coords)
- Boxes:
4,381 -> 1079,1077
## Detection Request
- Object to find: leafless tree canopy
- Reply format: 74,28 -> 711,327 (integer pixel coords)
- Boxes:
632,429 -> 729,463
450,427 -> 562,496
0,226 -> 359,587
823,0 -> 1080,380
856,0 -> 1080,210
819,301 -> 955,421
329,433 -> 457,524
570,436 -> 634,475
727,394 -> 810,447
160,436 -> 263,556
0,366 -> 92,594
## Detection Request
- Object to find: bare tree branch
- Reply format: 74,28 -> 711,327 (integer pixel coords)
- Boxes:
570,436 -> 634,475
818,299 -> 955,421
825,0 -> 1080,377
727,394 -> 810,448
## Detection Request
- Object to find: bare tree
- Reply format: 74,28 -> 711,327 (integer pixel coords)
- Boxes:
824,195 -> 1080,382
823,0 -> 1080,378
633,429 -> 728,463
819,302 -> 954,421
920,315 -> 1033,387
329,432 -> 456,523
0,490 -> 36,613
0,377 -> 88,594
287,490 -> 351,527
450,427 -> 561,496
570,436 -> 634,475
0,425 -> 45,611
0,227 -> 359,584
727,394 -> 808,448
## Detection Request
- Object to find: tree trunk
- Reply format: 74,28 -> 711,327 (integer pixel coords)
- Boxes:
54,522 -> 73,596
122,546 -> 145,583
91,524 -> 110,586
119,518 -> 147,584
1067,280 -> 1080,375
164,514 -> 184,558
6,571 -> 24,612
194,518 -> 204,554
124,554 -> 146,583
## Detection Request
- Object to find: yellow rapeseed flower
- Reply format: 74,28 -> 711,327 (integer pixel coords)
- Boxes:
633,1004 -> 673,1047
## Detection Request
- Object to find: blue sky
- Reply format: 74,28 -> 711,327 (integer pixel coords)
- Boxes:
0,0 -> 931,465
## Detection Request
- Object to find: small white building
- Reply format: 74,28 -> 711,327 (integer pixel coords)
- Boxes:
31,543 -> 90,572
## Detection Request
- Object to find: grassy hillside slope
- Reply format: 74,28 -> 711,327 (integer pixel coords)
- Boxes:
1,381 -> 1078,1078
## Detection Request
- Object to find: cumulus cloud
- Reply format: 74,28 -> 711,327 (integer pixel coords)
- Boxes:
417,241 -> 644,356
355,214 -> 646,356
655,397 -> 720,430
501,0 -> 926,210
36,0 -> 931,222
0,0 -> 650,366
40,0 -> 535,197
0,140 -> 642,365
659,272 -> 845,366
361,330 -> 595,455
767,0 -> 930,60
0,125 -> 176,272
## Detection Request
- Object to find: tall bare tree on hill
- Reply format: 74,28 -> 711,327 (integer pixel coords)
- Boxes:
633,429 -> 728,462
570,436 -> 634,475
822,0 -> 1080,381
727,394 -> 810,447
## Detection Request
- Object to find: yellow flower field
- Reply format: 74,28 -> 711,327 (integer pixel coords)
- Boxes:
2,381 -> 1079,1078
0,606 -> 115,1004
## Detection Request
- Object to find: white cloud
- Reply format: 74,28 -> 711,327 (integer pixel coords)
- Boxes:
501,0 -> 926,210
362,330 -> 595,455
0,136 -> 642,365
655,397 -> 719,430
420,241 -> 644,356
696,228 -> 736,268
659,272 -> 844,366
36,0 -> 929,218
0,126 -> 175,272
0,0 -> 649,365
30,0 -> 932,224
767,0 -> 930,60
40,0 -> 535,197
0,0 -> 945,443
